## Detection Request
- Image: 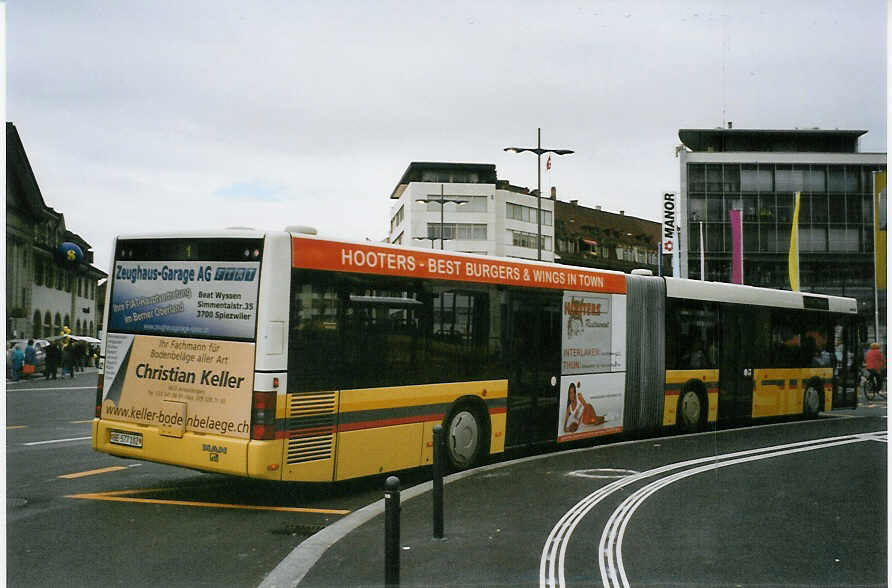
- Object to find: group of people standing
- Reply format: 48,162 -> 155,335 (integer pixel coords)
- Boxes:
6,338 -> 96,381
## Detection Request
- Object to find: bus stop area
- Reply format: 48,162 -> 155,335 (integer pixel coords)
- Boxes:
261,413 -> 888,588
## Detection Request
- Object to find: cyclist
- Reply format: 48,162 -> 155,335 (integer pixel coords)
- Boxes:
864,342 -> 886,396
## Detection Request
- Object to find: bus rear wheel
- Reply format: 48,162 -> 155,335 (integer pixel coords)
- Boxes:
677,387 -> 705,433
444,407 -> 485,471
803,383 -> 822,418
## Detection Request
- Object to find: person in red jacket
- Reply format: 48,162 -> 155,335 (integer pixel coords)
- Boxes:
865,342 -> 886,393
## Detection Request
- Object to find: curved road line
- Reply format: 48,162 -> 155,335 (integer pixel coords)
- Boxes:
538,432 -> 887,588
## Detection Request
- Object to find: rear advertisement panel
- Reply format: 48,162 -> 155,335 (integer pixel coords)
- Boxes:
109,260 -> 260,340
102,333 -> 254,438
557,291 -> 626,442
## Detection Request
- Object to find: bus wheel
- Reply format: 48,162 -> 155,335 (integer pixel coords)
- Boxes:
677,387 -> 704,433
803,383 -> 822,418
444,407 -> 484,471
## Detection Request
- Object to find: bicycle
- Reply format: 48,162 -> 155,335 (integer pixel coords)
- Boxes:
861,367 -> 886,401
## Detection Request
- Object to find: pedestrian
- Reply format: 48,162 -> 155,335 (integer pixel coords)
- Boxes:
865,342 -> 886,391
11,344 -> 24,382
6,342 -> 15,380
45,341 -> 60,380
24,339 -> 36,377
61,340 -> 75,379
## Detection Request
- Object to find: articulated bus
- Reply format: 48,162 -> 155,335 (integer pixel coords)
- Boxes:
93,229 -> 861,482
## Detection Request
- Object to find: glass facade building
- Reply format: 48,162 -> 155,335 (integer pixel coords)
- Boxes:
678,129 -> 886,343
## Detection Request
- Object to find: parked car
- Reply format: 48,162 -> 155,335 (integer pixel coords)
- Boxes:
8,339 -> 49,375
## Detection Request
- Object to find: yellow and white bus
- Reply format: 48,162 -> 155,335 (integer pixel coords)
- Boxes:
93,228 -> 861,482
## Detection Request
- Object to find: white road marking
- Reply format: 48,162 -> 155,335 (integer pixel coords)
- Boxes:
23,436 -> 92,446
540,431 -> 887,588
568,469 -> 640,479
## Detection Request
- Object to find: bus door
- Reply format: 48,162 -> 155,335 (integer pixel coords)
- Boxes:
832,318 -> 859,409
504,291 -> 562,448
718,305 -> 761,421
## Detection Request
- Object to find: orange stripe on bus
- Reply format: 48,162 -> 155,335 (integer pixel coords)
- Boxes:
292,237 -> 627,294
336,406 -> 507,433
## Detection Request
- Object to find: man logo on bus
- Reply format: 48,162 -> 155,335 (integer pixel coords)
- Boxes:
664,239 -> 674,252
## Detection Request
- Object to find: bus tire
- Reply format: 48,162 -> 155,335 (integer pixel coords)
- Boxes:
443,405 -> 486,471
677,385 -> 705,433
803,381 -> 822,418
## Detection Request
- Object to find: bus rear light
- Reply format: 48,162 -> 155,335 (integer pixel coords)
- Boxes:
95,373 -> 105,418
251,391 -> 277,440
273,377 -> 279,388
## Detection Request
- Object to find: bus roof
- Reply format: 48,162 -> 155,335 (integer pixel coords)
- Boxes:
664,277 -> 858,314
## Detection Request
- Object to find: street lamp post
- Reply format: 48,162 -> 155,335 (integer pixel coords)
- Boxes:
504,128 -> 574,261
415,184 -> 468,250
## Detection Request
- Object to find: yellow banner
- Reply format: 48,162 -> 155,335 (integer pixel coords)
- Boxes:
788,192 -> 800,291
875,172 -> 886,289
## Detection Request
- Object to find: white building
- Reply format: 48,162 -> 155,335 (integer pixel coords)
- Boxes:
388,162 -> 554,262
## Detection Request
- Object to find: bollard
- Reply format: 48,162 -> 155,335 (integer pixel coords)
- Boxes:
384,475 -> 401,586
432,424 -> 445,539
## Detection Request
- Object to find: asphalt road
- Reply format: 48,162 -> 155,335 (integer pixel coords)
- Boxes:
6,372 -> 887,587
6,371 -> 430,588
296,411 -> 887,587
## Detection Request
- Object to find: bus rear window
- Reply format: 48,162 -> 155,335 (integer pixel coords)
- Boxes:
109,238 -> 263,341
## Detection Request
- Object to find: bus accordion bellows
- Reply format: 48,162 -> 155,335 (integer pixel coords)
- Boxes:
92,229 -> 862,482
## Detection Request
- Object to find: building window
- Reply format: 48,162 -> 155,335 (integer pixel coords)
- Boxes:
390,205 -> 404,234
427,223 -> 487,241
508,230 -> 551,251
44,311 -> 52,338
34,261 -> 43,286
506,202 -> 552,226
741,165 -> 774,192
33,310 -> 41,338
426,195 -> 487,213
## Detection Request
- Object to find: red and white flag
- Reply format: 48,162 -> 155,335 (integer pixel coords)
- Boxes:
546,155 -> 552,171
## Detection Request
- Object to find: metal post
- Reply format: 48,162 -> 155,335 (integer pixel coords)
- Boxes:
432,424 -> 444,539
440,184 -> 445,250
384,476 -> 400,586
537,127 -> 542,261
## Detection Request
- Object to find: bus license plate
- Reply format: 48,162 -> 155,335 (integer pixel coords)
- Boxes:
109,431 -> 143,448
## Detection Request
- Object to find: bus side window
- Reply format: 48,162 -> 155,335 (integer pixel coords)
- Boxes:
671,300 -> 719,370
289,270 -> 343,392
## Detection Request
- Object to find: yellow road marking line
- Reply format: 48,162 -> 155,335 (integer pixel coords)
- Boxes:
65,491 -> 351,515
7,425 -> 27,430
58,466 -> 129,479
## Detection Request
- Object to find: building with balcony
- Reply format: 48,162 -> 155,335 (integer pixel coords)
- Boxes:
554,199 -> 661,274
6,122 -> 107,339
678,127 -> 886,341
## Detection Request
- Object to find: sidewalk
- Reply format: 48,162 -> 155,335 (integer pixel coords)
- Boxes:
6,366 -> 100,384
260,453 -> 557,588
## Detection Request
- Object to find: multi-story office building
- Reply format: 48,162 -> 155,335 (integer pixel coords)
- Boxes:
6,122 -> 107,339
678,127 -> 886,341
388,162 -> 555,261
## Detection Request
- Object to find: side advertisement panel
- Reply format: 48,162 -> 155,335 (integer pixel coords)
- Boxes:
557,291 -> 626,442
102,333 -> 254,439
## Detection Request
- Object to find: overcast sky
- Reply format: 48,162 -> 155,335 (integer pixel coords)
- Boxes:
7,1 -> 887,272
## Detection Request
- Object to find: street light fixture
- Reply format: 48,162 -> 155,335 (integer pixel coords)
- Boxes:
414,184 -> 468,250
504,127 -> 574,261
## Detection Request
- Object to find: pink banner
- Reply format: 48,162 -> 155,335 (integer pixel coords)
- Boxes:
729,209 -> 743,284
